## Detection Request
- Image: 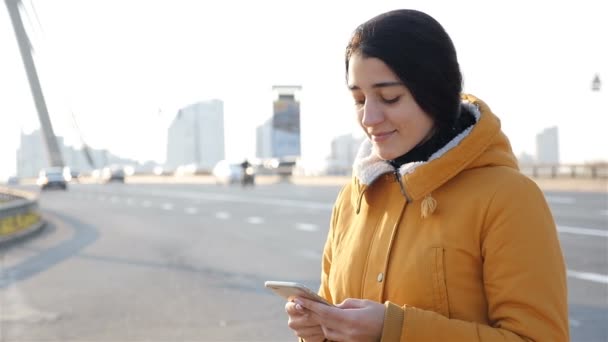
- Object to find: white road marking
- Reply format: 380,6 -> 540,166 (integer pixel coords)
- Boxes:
142,200 -> 152,208
558,225 -> 608,237
126,198 -> 135,206
184,207 -> 198,215
546,196 -> 575,204
110,196 -> 119,203
91,188 -> 333,211
216,211 -> 230,220
567,269 -> 608,284
296,223 -> 319,232
246,217 -> 264,225
600,210 -> 608,216
98,195 -> 106,201
161,203 -> 174,211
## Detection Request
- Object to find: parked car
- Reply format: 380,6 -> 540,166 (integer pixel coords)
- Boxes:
212,160 -> 243,185
37,167 -> 68,190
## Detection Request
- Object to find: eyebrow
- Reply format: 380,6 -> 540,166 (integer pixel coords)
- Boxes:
348,81 -> 404,90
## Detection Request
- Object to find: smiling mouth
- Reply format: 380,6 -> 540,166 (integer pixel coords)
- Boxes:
371,130 -> 396,142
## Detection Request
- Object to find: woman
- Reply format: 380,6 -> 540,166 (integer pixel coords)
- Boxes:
284,9 -> 569,342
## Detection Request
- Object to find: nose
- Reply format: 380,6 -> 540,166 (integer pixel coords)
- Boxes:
361,100 -> 383,127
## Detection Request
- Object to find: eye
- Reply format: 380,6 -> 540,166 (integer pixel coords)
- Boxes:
353,97 -> 365,107
382,96 -> 400,104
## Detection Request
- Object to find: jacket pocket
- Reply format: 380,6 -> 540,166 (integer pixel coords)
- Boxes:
431,247 -> 450,318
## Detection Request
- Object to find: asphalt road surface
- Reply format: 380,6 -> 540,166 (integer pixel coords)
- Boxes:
1,182 -> 606,341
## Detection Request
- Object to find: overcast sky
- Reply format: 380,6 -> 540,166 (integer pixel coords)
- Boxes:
1,0 -> 606,180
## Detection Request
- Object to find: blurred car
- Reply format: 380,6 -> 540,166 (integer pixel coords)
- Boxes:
101,166 -> 125,183
37,167 -> 68,190
212,160 -> 243,185
174,163 -> 210,177
7,176 -> 19,185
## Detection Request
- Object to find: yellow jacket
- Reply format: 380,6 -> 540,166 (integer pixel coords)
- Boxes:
319,94 -> 569,341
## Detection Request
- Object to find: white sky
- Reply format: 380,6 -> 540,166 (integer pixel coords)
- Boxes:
1,0 -> 606,180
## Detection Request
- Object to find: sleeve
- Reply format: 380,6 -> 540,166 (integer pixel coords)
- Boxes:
379,176 -> 569,341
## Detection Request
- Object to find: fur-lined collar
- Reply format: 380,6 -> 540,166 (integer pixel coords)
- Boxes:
353,101 -> 481,185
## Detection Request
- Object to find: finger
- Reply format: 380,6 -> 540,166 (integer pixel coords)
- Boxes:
291,325 -> 324,339
320,324 -> 339,341
335,298 -> 366,309
296,297 -> 337,318
285,301 -> 307,315
288,316 -> 318,330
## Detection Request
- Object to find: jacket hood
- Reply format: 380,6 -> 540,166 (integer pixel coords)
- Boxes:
352,94 -> 518,203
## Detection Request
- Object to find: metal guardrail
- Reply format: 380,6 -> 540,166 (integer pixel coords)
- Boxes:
520,163 -> 608,179
0,187 -> 44,244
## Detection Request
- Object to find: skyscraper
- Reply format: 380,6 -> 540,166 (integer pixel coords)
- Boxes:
256,86 -> 302,159
166,100 -> 225,172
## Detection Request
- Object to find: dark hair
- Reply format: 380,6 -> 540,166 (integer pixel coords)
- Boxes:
346,9 -> 463,129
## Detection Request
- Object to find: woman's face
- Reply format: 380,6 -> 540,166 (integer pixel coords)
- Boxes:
347,53 -> 434,160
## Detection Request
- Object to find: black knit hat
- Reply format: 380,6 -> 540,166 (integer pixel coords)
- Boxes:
346,9 -> 463,129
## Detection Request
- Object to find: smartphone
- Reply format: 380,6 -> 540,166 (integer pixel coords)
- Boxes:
264,281 -> 334,306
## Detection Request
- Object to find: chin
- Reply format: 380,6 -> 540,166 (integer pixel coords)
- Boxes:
373,146 -> 396,161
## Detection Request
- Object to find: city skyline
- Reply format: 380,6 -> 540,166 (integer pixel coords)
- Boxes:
1,0 -> 606,180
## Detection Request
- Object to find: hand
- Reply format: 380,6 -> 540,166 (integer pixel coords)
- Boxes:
285,299 -> 326,342
297,297 -> 385,342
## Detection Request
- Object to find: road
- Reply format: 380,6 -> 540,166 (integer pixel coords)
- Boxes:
0,182 -> 606,341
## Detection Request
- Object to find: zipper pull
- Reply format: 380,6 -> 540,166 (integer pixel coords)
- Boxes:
393,168 -> 400,182
393,167 -> 410,203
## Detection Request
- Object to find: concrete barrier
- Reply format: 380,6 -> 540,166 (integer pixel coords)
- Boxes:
0,187 -> 45,244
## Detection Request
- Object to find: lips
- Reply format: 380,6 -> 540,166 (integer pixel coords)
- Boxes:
370,130 -> 396,142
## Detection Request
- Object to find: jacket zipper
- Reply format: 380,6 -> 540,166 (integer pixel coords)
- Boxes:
393,168 -> 411,203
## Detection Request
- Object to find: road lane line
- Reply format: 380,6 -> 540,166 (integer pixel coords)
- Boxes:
142,200 -> 152,208
296,223 -> 319,232
92,188 -> 334,211
567,269 -> 608,284
246,217 -> 264,225
216,211 -> 230,220
126,198 -> 135,206
110,196 -> 119,203
601,210 -> 608,216
161,203 -> 174,211
558,225 -> 608,237
184,207 -> 198,215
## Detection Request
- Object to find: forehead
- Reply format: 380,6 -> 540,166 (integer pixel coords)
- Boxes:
347,54 -> 400,88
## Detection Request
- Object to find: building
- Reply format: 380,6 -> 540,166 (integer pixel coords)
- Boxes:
16,130 -> 54,177
517,151 -> 536,166
256,86 -> 302,159
166,100 -> 225,172
536,126 -> 559,165
16,129 -> 137,177
330,133 -> 365,174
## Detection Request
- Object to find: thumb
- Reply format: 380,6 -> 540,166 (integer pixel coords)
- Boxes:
336,298 -> 367,309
